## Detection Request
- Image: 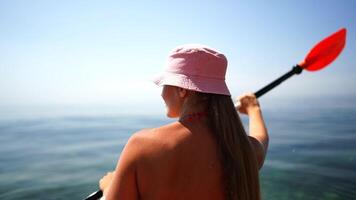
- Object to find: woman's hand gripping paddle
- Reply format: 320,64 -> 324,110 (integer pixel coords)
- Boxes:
235,28 -> 347,108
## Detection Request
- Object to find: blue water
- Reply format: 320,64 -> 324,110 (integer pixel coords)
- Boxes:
0,107 -> 355,200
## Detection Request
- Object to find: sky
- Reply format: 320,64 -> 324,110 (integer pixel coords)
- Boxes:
0,0 -> 355,117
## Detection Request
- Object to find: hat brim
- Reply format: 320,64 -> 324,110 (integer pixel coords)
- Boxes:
153,72 -> 231,96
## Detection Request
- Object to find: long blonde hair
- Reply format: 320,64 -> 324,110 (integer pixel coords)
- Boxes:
196,92 -> 261,200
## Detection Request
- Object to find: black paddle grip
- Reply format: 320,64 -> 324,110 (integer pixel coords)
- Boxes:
255,65 -> 303,98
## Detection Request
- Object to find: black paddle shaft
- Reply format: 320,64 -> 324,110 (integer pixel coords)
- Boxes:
84,190 -> 103,200
255,65 -> 303,98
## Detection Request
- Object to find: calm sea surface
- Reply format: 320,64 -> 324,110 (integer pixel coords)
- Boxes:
0,107 -> 355,200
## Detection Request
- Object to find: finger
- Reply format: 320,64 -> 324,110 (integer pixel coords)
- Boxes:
237,94 -> 248,101
238,92 -> 254,100
246,92 -> 255,97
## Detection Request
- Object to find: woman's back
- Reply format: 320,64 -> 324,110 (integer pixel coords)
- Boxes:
99,45 -> 268,200
136,120 -> 225,200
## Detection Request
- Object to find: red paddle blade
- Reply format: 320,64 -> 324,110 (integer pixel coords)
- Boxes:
299,28 -> 347,71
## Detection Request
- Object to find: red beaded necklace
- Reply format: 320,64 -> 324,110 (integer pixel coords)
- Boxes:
179,111 -> 208,122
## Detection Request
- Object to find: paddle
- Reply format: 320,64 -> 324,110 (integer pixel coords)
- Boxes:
235,28 -> 347,108
84,190 -> 103,200
83,28 -> 347,200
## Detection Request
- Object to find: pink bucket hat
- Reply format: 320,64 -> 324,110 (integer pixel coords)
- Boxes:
153,44 -> 231,96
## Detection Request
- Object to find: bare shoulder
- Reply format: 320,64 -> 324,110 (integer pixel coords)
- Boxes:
129,122 -> 178,143
126,122 -> 182,156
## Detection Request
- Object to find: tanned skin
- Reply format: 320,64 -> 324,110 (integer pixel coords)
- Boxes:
99,86 -> 268,200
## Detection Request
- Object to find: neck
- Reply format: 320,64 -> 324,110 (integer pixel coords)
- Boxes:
178,93 -> 208,122
178,104 -> 208,123
179,111 -> 208,122
179,102 -> 206,118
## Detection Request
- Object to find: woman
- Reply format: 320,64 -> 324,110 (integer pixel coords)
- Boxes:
99,44 -> 269,200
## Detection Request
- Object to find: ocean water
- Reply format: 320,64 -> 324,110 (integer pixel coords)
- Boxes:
0,107 -> 355,200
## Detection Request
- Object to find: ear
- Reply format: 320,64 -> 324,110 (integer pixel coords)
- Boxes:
178,87 -> 188,98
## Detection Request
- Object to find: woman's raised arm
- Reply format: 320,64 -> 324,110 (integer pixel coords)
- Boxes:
237,93 -> 269,169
